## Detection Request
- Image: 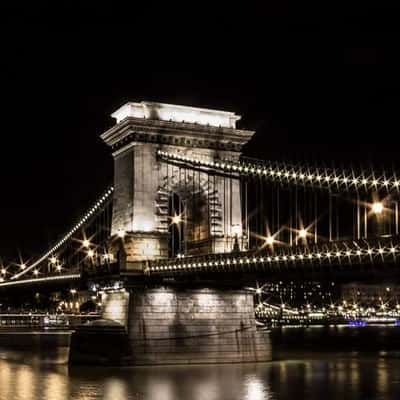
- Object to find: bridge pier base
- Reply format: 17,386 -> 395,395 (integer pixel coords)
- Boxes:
101,287 -> 271,365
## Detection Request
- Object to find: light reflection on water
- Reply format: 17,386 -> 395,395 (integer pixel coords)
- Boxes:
1,327 -> 400,399
1,353 -> 400,400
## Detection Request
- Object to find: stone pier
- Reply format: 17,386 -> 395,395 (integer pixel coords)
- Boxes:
100,287 -> 271,365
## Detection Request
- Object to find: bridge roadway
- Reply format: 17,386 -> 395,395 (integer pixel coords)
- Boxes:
1,236 -> 399,290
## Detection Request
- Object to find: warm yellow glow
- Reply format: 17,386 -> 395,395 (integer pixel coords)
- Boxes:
171,214 -> 182,225
117,229 -> 126,238
50,256 -> 57,264
56,265 -> 62,272
372,202 -> 384,214
83,239 -> 90,248
231,224 -> 242,237
298,229 -> 308,238
87,249 -> 95,258
70,289 -> 77,294
1,268 -> 5,275
20,264 -> 26,270
265,236 -> 274,245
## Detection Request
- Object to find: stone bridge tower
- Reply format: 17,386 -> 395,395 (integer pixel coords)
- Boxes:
86,102 -> 271,366
101,101 -> 254,271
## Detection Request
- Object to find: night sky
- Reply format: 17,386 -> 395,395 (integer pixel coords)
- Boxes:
1,3 -> 400,261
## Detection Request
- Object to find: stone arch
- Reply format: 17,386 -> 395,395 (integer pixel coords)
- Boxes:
156,165 -> 223,255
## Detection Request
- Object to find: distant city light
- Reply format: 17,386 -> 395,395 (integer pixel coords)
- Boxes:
83,239 -> 90,248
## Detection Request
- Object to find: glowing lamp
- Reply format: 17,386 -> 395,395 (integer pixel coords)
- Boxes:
298,229 -> 307,238
87,249 -> 95,258
83,239 -> 90,248
371,202 -> 384,214
171,214 -> 182,225
265,236 -> 274,245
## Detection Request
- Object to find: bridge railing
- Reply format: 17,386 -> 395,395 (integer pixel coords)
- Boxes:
149,235 -> 400,275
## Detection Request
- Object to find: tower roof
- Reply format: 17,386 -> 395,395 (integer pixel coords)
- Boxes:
111,101 -> 241,129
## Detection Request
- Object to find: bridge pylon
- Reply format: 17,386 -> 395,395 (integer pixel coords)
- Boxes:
101,101 -> 254,272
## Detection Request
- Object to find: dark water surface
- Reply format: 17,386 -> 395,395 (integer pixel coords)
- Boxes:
1,326 -> 400,400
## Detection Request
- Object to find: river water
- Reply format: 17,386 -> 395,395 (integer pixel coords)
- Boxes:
1,326 -> 400,400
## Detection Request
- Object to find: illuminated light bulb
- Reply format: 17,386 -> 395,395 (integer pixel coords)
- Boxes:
379,248 -> 384,254
316,253 -> 321,258
256,288 -> 262,295
298,229 -> 307,238
362,179 -> 367,184
356,250 -> 361,255
384,180 -> 389,186
0,278 -> 3,283
50,256 -> 57,264
83,239 -> 90,248
70,289 -> 77,294
334,177 -> 339,183
265,236 -> 275,245
367,249 -> 373,254
20,264 -> 26,270
394,181 -> 400,187
87,249 -> 95,258
336,252 -> 341,257
391,247 -> 396,253
342,177 -> 348,183
56,265 -> 62,272
316,175 -> 322,181
33,270 -> 38,276
325,176 -> 330,182
345,251 -> 351,256
171,214 -> 182,225
0,268 -> 5,275
372,202 -> 384,214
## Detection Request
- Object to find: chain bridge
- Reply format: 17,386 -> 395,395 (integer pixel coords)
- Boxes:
1,101 -> 399,365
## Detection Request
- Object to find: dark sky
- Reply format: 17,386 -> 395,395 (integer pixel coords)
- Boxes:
1,2 -> 400,260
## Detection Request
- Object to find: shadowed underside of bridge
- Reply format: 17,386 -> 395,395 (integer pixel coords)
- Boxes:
2,101 -> 400,365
